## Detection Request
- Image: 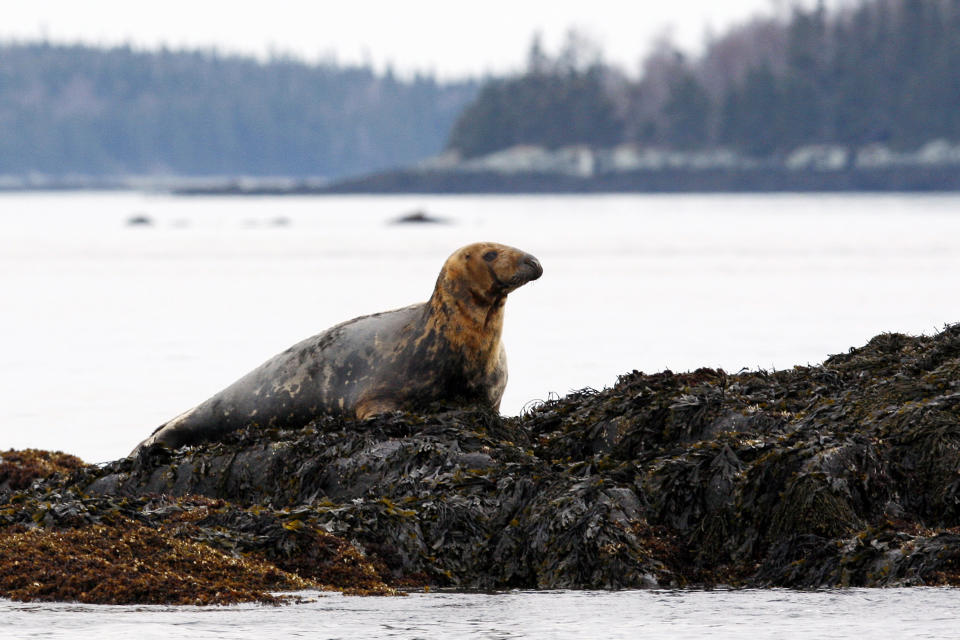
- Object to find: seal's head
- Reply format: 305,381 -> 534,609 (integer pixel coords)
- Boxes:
439,242 -> 543,306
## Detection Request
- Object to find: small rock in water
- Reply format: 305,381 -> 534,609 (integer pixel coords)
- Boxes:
391,210 -> 447,225
125,214 -> 153,227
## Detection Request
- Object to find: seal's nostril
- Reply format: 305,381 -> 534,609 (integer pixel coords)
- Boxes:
524,256 -> 543,280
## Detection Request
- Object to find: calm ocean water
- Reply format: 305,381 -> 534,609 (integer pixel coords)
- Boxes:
2,191 -> 960,634
3,588 -> 960,639
3,191 -> 959,462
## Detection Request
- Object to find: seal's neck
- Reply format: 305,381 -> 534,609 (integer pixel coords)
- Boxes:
427,270 -> 505,366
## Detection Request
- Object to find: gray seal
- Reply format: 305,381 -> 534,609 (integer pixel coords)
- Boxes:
131,242 -> 542,454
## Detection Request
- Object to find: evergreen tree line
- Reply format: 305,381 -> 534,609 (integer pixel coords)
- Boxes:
448,0 -> 960,158
0,43 -> 477,178
446,33 -> 623,157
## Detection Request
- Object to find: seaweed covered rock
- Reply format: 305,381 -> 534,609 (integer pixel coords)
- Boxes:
0,455 -> 399,604
0,449 -> 85,492
4,325 -> 960,603
81,410 -> 680,589
523,325 -> 960,586
0,518 -> 313,605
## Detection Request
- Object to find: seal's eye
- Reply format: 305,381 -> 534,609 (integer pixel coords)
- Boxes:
482,251 -> 498,262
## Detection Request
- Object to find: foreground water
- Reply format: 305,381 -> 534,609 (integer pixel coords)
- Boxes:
4,589 -> 960,639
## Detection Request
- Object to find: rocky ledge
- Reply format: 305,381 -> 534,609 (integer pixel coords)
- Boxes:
3,325 -> 960,604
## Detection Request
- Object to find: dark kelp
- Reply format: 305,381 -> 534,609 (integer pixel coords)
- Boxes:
3,325 -> 960,604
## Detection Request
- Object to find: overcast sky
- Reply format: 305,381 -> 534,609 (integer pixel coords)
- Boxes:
2,1 -> 823,78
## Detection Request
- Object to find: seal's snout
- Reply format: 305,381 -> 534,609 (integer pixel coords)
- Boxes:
521,254 -> 543,282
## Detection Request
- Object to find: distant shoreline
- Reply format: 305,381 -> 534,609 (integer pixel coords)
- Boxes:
5,166 -> 960,196
172,165 -> 960,195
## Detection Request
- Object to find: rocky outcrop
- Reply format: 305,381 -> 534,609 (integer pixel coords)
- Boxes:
3,325 -> 960,603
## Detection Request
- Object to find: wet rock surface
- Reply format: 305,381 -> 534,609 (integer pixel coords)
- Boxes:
4,325 -> 960,604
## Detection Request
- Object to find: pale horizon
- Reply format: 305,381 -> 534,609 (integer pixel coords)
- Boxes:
1,0 -> 833,79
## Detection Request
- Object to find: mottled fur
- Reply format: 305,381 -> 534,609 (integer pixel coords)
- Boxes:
131,242 -> 542,454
